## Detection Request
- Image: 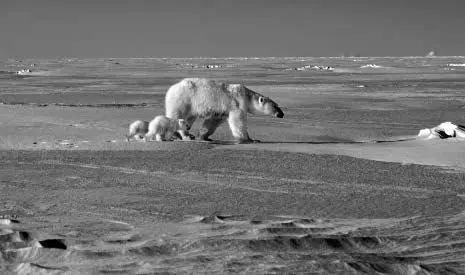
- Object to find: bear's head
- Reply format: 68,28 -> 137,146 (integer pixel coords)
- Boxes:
255,95 -> 284,118
229,84 -> 284,118
177,119 -> 191,131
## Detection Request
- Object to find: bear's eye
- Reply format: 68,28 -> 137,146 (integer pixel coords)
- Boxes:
259,97 -> 265,104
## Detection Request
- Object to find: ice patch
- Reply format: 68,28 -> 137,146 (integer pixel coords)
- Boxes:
59,140 -> 72,146
291,65 -> 335,72
0,218 -> 18,225
186,64 -> 224,69
418,122 -> 465,139
426,51 -> 436,57
447,63 -> 465,67
16,69 -> 33,75
360,64 -> 382,68
57,140 -> 79,148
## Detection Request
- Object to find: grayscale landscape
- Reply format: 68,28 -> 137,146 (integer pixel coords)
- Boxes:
1,56 -> 465,273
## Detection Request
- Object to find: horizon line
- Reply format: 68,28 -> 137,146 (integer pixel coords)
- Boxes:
4,55 -> 465,60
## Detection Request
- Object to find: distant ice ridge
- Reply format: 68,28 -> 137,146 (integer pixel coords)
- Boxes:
360,64 -> 383,68
426,51 -> 436,57
418,122 -> 465,140
16,69 -> 33,75
447,63 -> 465,67
289,65 -> 335,72
194,64 -> 223,69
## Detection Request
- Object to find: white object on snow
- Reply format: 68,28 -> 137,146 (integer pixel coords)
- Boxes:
418,122 -> 465,139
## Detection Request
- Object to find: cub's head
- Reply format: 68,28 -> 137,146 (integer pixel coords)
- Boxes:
177,119 -> 190,131
252,94 -> 284,118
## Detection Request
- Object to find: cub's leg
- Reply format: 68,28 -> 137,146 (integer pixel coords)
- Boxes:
172,132 -> 183,140
144,128 -> 155,142
176,115 -> 196,140
155,133 -> 164,141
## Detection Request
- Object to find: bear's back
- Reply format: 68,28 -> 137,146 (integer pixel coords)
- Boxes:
180,78 -> 235,115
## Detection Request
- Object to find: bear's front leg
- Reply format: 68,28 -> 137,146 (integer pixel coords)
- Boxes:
227,110 -> 256,143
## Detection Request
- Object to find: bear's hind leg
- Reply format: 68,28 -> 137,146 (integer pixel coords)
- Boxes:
200,116 -> 225,141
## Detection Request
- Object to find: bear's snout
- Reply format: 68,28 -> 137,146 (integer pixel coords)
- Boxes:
275,109 -> 284,118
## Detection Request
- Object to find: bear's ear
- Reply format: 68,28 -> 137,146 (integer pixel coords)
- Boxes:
259,96 -> 265,104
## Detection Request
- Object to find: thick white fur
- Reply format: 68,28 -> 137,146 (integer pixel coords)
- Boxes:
126,120 -> 149,141
144,115 -> 188,142
165,78 -> 283,142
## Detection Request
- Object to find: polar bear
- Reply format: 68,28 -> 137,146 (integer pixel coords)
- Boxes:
126,120 -> 149,141
165,78 -> 284,143
144,115 -> 189,142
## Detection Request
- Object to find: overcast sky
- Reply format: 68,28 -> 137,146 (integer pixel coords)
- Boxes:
1,0 -> 464,59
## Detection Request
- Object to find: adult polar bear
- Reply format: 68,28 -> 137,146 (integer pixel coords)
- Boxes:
165,78 -> 284,143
